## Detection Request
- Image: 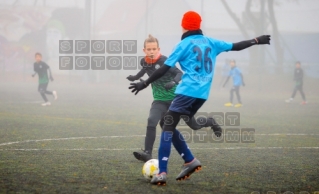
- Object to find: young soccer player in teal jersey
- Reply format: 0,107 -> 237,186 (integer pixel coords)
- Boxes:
129,11 -> 270,185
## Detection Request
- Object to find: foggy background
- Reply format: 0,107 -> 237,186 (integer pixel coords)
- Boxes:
0,0 -> 318,98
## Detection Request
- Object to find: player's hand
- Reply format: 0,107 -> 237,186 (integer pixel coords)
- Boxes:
32,74 -> 35,77
50,77 -> 54,81
256,35 -> 271,45
129,79 -> 148,95
126,75 -> 136,82
242,82 -> 245,87
164,81 -> 176,91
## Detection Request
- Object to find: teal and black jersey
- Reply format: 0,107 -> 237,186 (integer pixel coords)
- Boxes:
34,61 -> 50,84
139,55 -> 182,101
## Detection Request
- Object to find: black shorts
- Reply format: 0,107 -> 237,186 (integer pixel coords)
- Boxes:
38,83 -> 48,92
169,94 -> 206,118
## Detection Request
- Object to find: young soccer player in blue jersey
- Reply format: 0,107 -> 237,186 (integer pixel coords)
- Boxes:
223,60 -> 245,107
129,11 -> 271,185
127,35 -> 222,162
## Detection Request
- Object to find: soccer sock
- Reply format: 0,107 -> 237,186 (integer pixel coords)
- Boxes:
158,131 -> 173,174
172,129 -> 194,164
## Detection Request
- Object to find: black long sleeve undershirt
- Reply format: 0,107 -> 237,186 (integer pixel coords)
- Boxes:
134,69 -> 146,80
231,39 -> 258,51
169,68 -> 183,83
145,65 -> 171,86
145,39 -> 258,86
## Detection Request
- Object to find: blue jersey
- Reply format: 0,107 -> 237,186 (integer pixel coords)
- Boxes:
165,35 -> 233,99
229,67 -> 242,86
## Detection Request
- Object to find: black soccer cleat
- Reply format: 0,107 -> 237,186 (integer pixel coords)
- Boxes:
211,124 -> 222,137
208,117 -> 222,137
133,149 -> 152,162
176,158 -> 202,181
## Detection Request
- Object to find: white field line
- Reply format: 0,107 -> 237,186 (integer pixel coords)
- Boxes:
0,135 -> 145,147
0,134 -> 318,147
1,147 -> 319,151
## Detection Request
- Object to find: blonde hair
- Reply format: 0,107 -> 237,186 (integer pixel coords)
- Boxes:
144,34 -> 159,48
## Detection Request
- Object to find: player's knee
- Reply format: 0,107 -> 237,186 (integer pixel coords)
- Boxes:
147,117 -> 159,128
162,125 -> 175,132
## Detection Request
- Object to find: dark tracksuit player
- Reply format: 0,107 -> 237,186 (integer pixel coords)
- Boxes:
286,61 -> 307,104
127,35 -> 222,162
32,52 -> 57,106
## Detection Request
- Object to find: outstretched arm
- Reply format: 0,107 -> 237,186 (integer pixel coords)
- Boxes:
129,65 -> 171,95
170,67 -> 183,84
145,65 -> 170,85
164,67 -> 183,91
231,35 -> 271,51
127,69 -> 146,81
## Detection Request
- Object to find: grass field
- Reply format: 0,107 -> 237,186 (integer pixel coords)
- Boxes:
1,75 -> 319,194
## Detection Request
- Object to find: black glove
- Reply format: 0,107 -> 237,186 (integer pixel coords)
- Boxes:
50,77 -> 54,81
32,74 -> 35,77
126,75 -> 136,82
242,82 -> 245,87
256,35 -> 271,45
129,79 -> 148,95
164,81 -> 176,91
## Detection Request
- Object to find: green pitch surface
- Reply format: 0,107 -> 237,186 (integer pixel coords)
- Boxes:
1,80 -> 319,194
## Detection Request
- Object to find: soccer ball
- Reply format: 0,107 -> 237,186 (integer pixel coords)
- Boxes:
142,159 -> 159,180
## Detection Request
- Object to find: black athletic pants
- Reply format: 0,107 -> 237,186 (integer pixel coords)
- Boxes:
291,84 -> 306,101
230,86 -> 241,104
38,83 -> 52,102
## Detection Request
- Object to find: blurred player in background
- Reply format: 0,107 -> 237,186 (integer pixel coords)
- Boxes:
285,61 -> 307,104
32,53 -> 57,106
127,35 -> 222,162
129,11 -> 270,185
223,60 -> 245,108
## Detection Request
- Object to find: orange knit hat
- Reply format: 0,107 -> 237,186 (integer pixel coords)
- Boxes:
181,11 -> 202,31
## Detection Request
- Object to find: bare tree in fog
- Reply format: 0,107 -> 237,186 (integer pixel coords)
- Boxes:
221,0 -> 286,67
267,0 -> 283,68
